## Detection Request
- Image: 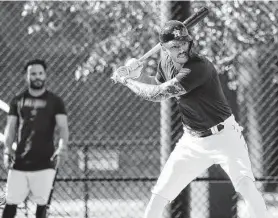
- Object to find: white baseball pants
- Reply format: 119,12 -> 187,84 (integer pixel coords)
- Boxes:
152,115 -> 255,202
5,169 -> 56,205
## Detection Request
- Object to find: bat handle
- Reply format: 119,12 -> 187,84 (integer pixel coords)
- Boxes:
138,43 -> 161,62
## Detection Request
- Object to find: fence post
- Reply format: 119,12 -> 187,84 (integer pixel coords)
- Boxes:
258,45 -> 278,192
160,2 -> 191,218
208,73 -> 238,218
84,143 -> 89,218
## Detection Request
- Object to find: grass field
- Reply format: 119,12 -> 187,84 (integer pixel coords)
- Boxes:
1,181 -> 278,218
12,199 -> 147,218
7,192 -> 277,218
11,196 -> 278,218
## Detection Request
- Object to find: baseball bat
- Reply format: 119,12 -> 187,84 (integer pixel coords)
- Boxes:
138,6 -> 209,61
111,7 -> 209,82
46,169 -> 58,208
46,164 -> 59,216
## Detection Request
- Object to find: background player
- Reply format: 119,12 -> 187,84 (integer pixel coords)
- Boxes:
112,20 -> 272,218
2,59 -> 69,218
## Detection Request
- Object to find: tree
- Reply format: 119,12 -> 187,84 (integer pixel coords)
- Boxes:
191,1 -> 278,89
21,1 -> 161,80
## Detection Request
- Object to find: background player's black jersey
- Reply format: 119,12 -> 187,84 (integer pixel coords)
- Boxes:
156,53 -> 232,133
9,90 -> 66,171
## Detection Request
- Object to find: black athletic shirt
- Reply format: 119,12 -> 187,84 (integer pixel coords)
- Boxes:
156,53 -> 232,133
8,90 -> 66,171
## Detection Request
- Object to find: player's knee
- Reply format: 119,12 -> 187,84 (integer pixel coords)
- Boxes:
2,204 -> 17,218
150,194 -> 169,207
144,194 -> 169,218
236,176 -> 256,197
36,205 -> 47,218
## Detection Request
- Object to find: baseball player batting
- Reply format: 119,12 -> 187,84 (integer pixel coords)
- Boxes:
112,12 -> 273,218
2,59 -> 69,218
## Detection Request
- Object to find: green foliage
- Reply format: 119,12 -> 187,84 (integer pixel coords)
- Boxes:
191,1 -> 278,89
21,1 -> 161,79
20,1 -> 278,86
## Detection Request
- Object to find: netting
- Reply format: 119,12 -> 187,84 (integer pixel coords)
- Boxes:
0,1 -> 277,218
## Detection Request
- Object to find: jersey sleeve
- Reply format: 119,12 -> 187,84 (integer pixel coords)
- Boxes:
55,97 -> 67,115
8,97 -> 18,117
176,61 -> 212,92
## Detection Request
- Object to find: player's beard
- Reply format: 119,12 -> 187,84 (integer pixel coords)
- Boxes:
176,51 -> 189,63
29,79 -> 45,90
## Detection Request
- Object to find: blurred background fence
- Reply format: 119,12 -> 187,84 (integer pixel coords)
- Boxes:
0,1 -> 277,218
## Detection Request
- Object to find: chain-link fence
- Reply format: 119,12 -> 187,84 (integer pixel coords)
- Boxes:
0,1 -> 277,218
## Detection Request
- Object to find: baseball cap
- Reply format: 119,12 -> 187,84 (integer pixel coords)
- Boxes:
159,20 -> 192,43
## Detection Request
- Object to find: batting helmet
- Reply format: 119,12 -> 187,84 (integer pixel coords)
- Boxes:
159,20 -> 193,44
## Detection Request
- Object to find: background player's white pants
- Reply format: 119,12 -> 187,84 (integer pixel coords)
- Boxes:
5,169 -> 56,205
152,115 -> 255,202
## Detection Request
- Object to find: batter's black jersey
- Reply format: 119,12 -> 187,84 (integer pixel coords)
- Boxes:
9,90 -> 67,171
156,53 -> 232,132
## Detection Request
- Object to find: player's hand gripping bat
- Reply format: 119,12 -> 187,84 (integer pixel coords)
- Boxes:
111,7 -> 209,83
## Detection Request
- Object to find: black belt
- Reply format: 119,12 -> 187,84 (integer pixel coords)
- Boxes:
198,124 -> 224,137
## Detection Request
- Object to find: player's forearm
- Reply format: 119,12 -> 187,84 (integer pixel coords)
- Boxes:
58,126 -> 69,151
124,78 -> 185,102
3,127 -> 16,153
124,79 -> 164,102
